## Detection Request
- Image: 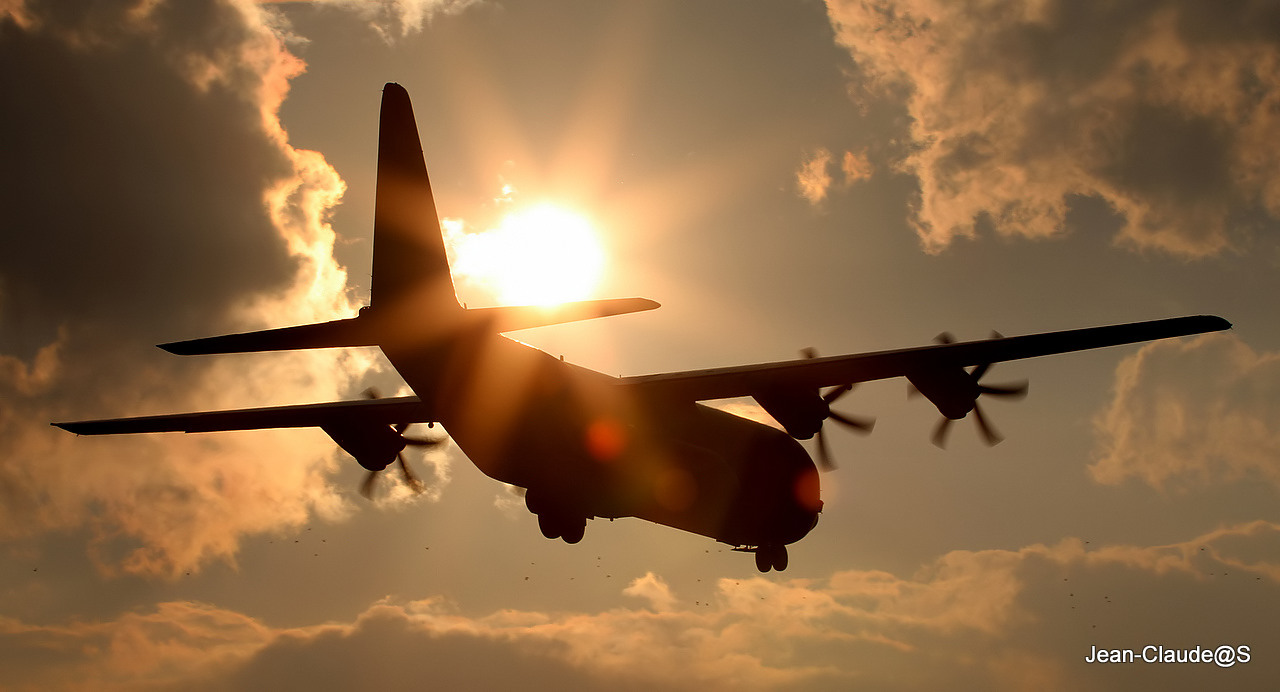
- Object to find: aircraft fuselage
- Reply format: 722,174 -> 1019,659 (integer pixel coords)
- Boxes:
382,329 -> 821,549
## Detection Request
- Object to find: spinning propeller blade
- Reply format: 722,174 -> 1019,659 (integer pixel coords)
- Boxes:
802,349 -> 875,470
359,387 -> 444,497
925,332 -> 1029,449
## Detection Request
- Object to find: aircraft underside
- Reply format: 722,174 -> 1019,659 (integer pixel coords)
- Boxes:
388,336 -> 823,572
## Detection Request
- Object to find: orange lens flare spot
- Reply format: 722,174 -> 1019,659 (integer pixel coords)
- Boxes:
585,418 -> 626,462
794,468 -> 823,513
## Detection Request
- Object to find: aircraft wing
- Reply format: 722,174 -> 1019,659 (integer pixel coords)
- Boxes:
54,395 -> 433,435
617,315 -> 1230,401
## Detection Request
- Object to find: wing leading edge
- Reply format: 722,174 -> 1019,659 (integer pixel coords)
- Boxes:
54,395 -> 432,435
617,315 -> 1231,401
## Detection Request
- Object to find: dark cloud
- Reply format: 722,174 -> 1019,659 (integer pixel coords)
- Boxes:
203,606 -> 629,692
824,0 -> 1280,257
0,0 -> 374,577
0,1 -> 295,340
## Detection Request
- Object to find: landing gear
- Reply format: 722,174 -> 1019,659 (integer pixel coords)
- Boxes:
537,513 -> 586,544
754,544 -> 788,573
562,518 -> 585,544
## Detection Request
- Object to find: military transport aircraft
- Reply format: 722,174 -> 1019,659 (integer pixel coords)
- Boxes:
55,83 -> 1230,573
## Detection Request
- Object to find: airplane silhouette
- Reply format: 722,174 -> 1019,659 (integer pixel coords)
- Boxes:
55,83 -> 1230,572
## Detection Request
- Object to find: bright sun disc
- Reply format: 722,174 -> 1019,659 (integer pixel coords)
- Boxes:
452,204 -> 605,306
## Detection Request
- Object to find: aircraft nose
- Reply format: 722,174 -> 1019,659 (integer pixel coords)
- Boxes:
775,434 -> 823,543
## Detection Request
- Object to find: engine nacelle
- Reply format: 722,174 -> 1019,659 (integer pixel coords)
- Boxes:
753,389 -> 826,439
321,423 -> 407,471
907,368 -> 978,420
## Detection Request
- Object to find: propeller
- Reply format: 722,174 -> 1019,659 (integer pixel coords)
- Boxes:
801,349 -> 875,470
360,387 -> 445,498
914,333 -> 1028,448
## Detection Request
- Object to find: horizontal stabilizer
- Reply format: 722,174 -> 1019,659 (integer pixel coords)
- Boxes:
160,297 -> 660,355
160,317 -> 377,355
466,297 -> 660,332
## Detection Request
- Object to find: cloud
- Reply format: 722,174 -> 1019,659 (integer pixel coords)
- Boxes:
797,148 -> 835,204
1091,333 -> 1280,491
823,0 -> 1280,257
622,571 -> 678,611
3,522 -> 1277,691
796,147 -> 874,205
313,0 -> 484,40
0,0 -> 377,576
841,148 -> 873,185
0,601 -> 272,692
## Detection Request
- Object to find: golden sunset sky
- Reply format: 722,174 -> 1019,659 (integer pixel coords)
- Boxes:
2,1 -> 1278,689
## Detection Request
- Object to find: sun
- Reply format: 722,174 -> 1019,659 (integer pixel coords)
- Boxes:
450,203 -> 606,306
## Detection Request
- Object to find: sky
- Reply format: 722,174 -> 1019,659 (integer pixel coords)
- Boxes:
2,0 -> 1279,689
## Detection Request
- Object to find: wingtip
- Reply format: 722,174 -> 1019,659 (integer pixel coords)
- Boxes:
1190,314 -> 1232,332
157,339 -> 208,355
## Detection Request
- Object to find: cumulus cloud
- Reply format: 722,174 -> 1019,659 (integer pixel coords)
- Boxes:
0,0 -> 377,576
824,0 -> 1280,257
0,601 -> 272,692
1091,333 -> 1280,491
3,522 -> 1277,691
622,571 -> 678,611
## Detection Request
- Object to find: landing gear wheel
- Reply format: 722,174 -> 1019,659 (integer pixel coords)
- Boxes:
537,513 -> 561,540
754,545 -> 788,573
755,549 -> 772,573
773,545 -> 789,571
537,513 -> 586,543
561,518 -> 586,544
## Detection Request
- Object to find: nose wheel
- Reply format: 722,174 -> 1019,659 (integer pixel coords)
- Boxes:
754,544 -> 788,573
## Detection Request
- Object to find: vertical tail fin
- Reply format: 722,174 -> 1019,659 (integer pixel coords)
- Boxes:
155,83 -> 660,356
371,83 -> 462,318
